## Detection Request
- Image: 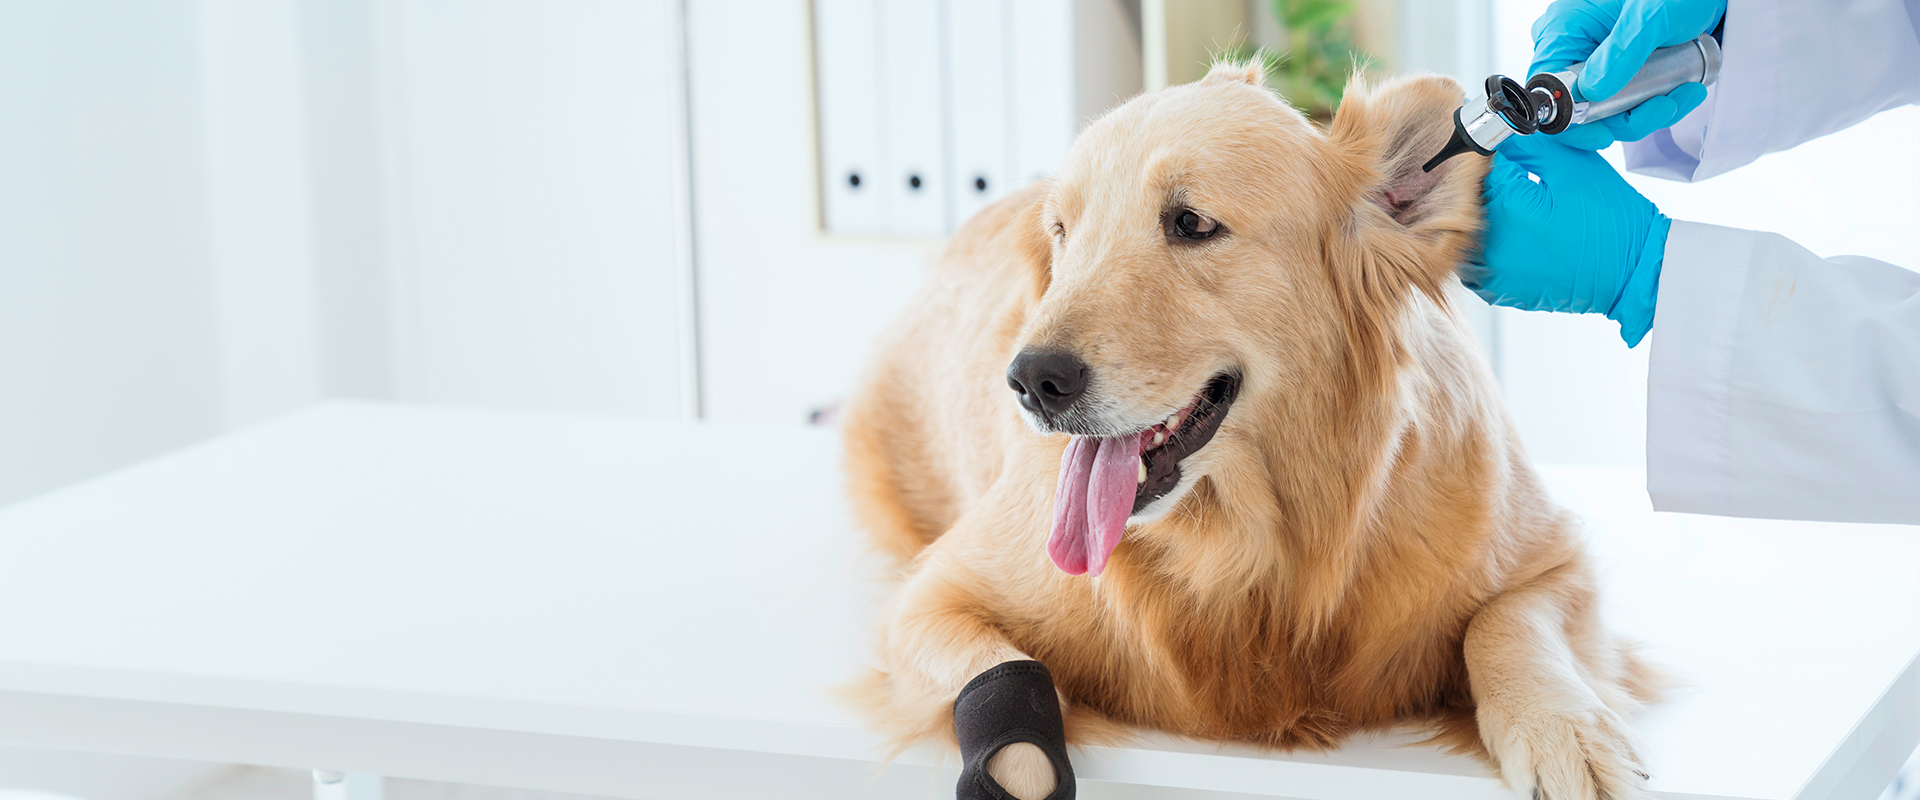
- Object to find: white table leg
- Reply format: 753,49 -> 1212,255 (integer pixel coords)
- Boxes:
313,770 -> 384,800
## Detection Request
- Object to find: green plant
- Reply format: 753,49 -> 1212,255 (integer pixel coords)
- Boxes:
1220,0 -> 1372,118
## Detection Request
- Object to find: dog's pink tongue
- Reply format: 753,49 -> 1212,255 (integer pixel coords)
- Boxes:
1047,434 -> 1145,577
1047,438 -> 1098,574
1084,435 -> 1143,576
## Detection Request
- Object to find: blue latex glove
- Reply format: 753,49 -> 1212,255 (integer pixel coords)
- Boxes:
1466,134 -> 1671,346
1528,0 -> 1724,150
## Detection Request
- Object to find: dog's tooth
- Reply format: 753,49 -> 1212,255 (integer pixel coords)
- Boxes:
1152,430 -> 1166,447
1137,457 -> 1146,484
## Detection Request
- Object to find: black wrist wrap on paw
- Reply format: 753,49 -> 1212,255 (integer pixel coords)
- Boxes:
953,660 -> 1075,800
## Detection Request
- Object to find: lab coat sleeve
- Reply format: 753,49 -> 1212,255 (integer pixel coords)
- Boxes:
1621,0 -> 1920,182
1646,221 -> 1920,524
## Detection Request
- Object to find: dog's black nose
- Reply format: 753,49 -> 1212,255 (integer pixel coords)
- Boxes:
1007,349 -> 1089,417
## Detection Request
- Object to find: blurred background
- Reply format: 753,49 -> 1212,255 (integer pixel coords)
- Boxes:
0,0 -> 1913,798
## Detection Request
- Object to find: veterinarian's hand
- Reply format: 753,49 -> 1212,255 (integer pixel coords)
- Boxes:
1528,0 -> 1723,150
1466,134 -> 1669,347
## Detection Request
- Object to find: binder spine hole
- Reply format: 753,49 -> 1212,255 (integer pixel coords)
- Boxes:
909,175 -> 923,189
848,173 -> 861,188
975,177 -> 988,192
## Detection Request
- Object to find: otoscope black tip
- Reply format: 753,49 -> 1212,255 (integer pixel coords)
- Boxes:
1422,133 -> 1474,173
1423,106 -> 1481,173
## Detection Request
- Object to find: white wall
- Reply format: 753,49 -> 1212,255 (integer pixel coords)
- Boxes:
0,0 -> 381,507
0,2 -> 226,507
0,0 -> 703,507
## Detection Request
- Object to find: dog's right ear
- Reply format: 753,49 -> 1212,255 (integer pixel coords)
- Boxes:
1325,74 -> 1488,309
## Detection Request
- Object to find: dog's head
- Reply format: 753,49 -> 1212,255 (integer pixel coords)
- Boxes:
1011,63 -> 1486,577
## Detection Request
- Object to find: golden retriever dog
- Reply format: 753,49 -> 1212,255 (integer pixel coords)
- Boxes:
841,63 -> 1660,800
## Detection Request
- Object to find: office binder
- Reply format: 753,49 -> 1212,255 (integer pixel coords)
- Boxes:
944,0 -> 1009,230
814,0 -> 883,235
877,0 -> 948,237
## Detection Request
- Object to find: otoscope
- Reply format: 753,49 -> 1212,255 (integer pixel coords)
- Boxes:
1422,34 -> 1722,172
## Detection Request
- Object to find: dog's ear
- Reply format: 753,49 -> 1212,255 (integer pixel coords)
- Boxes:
1201,59 -> 1267,88
1325,73 -> 1487,307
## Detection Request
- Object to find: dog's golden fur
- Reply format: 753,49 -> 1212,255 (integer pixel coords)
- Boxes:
842,65 -> 1662,800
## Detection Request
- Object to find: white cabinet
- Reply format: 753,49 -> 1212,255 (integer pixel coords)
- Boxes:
813,0 -> 1142,238
371,0 -> 689,418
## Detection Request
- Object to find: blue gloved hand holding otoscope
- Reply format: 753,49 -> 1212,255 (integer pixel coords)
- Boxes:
1425,0 -> 1727,346
1440,0 -> 1920,523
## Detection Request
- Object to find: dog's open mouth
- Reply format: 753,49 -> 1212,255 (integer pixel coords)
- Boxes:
1046,372 -> 1240,576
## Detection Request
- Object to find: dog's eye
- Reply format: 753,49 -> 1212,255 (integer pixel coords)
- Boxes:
1170,209 -> 1220,241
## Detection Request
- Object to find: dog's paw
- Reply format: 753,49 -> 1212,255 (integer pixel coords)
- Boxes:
1484,703 -> 1650,800
986,742 -> 1058,800
983,740 -> 1059,798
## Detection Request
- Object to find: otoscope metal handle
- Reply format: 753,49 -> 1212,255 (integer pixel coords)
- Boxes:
1546,34 -> 1721,126
1421,34 -> 1722,172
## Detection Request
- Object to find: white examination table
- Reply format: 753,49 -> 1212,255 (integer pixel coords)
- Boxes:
0,402 -> 1911,800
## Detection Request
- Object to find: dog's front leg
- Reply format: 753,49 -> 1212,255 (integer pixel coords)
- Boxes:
1465,572 -> 1649,800
880,563 -> 1070,800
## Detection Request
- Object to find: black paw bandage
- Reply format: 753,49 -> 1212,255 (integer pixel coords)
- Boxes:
953,660 -> 1075,800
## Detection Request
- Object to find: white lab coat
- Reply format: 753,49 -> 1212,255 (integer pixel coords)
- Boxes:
1625,0 -> 1920,523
